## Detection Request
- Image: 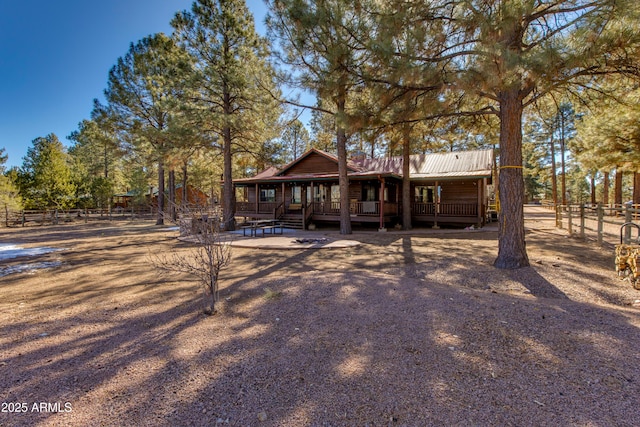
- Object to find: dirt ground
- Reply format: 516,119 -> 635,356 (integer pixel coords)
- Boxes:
1,206 -> 639,426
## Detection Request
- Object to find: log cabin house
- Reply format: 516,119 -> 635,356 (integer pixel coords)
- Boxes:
233,148 -> 494,229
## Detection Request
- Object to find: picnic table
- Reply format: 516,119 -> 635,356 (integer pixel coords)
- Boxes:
241,219 -> 283,237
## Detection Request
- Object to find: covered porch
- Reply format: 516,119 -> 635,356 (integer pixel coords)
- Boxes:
235,177 -> 488,228
410,178 -> 489,227
234,177 -> 402,229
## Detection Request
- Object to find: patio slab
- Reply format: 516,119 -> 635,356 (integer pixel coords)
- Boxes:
179,229 -> 361,249
178,221 -> 499,249
227,235 -> 361,249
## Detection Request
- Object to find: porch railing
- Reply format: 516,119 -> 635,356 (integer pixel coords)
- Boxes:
236,201 -> 253,213
312,201 -> 399,216
275,202 -> 284,218
412,202 -> 477,216
440,203 -> 477,216
238,201 -> 476,217
236,201 -> 281,215
304,201 -> 314,223
412,202 -> 435,215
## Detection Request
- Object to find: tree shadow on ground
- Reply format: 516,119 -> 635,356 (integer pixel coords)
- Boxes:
1,220 -> 639,426
0,277 -> 205,426
103,269 -> 639,426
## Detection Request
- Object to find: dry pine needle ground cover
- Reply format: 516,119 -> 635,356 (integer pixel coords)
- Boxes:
1,207 -> 639,426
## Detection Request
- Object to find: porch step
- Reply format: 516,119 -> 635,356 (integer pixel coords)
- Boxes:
279,215 -> 304,229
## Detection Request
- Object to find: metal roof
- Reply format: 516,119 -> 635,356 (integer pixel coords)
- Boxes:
355,149 -> 494,179
234,171 -> 402,185
234,149 -> 494,184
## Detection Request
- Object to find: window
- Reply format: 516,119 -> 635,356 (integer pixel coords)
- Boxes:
415,186 -> 435,203
331,185 -> 340,201
260,188 -> 276,202
362,184 -> 378,202
314,185 -> 326,202
291,186 -> 302,203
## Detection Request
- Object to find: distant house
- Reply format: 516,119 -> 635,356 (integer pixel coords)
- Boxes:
113,189 -> 141,210
232,148 -> 494,229
114,184 -> 209,210
150,183 -> 209,207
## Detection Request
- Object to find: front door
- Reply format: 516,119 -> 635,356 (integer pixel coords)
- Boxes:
312,184 -> 327,213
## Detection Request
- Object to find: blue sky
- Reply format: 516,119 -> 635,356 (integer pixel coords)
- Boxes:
0,0 -> 275,169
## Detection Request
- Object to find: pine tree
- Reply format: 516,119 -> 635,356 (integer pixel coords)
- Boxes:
172,0 -> 281,231
444,0 -> 640,268
281,118 -> 311,162
308,104 -> 337,153
0,148 -> 7,172
267,0 -> 375,234
68,113 -> 124,210
574,80 -> 640,205
17,134 -> 76,210
0,148 -> 22,226
104,33 -> 192,225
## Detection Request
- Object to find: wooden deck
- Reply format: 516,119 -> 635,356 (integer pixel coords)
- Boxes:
236,201 -> 484,227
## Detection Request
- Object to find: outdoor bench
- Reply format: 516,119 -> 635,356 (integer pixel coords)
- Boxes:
257,223 -> 283,237
241,224 -> 254,236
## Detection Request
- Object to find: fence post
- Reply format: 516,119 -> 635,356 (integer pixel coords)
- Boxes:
597,203 -> 604,245
556,204 -> 563,229
625,204 -> 633,244
567,204 -> 573,235
580,204 -> 585,240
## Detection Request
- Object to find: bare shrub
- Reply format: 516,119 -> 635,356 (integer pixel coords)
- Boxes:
152,203 -> 232,315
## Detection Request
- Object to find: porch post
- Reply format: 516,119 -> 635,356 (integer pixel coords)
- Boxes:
433,181 -> 440,229
310,182 -> 314,209
379,177 -> 386,231
477,178 -> 483,227
282,182 -> 286,208
301,184 -> 307,230
255,183 -> 259,214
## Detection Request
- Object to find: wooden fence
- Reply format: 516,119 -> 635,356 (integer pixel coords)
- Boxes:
1,207 -> 156,227
542,202 -> 640,247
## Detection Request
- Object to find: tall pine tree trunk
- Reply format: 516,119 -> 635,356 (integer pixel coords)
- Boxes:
156,159 -> 165,225
560,115 -> 567,206
336,93 -> 352,235
591,173 -> 596,205
222,84 -> 236,231
615,168 -> 623,207
633,172 -> 640,205
603,171 -> 610,205
494,89 -> 529,269
550,135 -> 557,205
182,161 -> 188,208
402,124 -> 412,230
222,125 -> 235,231
169,169 -> 176,222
